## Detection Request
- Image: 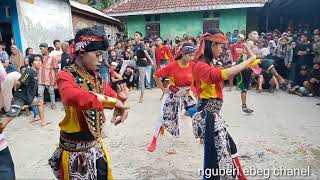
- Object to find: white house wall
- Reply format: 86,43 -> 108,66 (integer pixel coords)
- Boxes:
16,0 -> 73,53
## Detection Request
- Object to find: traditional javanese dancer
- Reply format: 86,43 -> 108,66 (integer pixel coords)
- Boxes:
147,43 -> 197,153
192,28 -> 257,180
48,27 -> 129,180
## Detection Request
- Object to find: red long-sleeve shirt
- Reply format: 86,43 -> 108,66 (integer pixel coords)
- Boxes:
155,45 -> 174,69
57,71 -> 117,131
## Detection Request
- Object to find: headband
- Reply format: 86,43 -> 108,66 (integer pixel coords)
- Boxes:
181,45 -> 196,55
195,32 -> 228,60
75,35 -> 108,52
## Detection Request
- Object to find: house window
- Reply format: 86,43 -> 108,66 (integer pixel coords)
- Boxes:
154,15 -> 160,21
203,12 -> 210,18
5,6 -> 10,18
203,20 -> 219,33
203,11 -> 220,33
145,15 -> 151,22
146,23 -> 160,39
213,11 -> 220,17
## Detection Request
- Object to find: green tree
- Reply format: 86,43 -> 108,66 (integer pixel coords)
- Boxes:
86,0 -> 122,10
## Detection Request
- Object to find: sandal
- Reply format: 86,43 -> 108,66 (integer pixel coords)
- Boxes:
257,89 -> 263,93
242,104 -> 254,114
269,88 -> 275,93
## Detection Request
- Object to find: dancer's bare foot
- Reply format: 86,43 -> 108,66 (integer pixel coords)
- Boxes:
51,104 -> 57,110
257,88 -> 263,93
166,149 -> 177,154
138,96 -> 143,103
41,121 -> 51,126
160,92 -> 164,100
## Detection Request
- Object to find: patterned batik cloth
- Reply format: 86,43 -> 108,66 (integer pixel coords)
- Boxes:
192,98 -> 236,180
154,87 -> 196,137
49,143 -> 106,180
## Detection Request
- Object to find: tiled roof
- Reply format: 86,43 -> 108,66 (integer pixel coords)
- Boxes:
106,0 -> 266,16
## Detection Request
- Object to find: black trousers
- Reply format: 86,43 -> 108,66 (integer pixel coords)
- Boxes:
0,147 -> 15,180
275,58 -> 287,79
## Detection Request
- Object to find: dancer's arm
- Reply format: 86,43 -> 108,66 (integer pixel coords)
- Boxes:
224,44 -> 257,77
153,62 -> 172,93
57,71 -> 104,111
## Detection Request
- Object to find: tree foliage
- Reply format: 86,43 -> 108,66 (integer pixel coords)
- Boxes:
78,0 -> 123,10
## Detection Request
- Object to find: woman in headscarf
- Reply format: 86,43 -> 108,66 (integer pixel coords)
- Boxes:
9,45 -> 24,72
192,28 -> 257,180
147,42 -> 197,153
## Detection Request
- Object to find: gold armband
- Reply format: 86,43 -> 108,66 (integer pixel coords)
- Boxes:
101,96 -> 117,109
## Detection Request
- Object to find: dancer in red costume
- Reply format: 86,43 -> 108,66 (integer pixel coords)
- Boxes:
192,28 -> 257,180
48,27 -> 129,180
147,43 -> 197,153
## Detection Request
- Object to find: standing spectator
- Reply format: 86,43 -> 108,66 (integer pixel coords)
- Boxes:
115,41 -> 123,59
133,31 -> 152,103
256,39 -> 270,59
231,30 -> 239,44
145,41 -> 155,89
0,41 -> 9,68
313,33 -> 320,64
230,34 -> 245,91
166,34 -> 173,49
296,34 -> 313,72
154,37 -> 174,69
127,39 -> 134,55
38,43 -> 58,110
226,32 -> 232,43
273,37 -> 293,79
274,35 -> 280,45
289,41 -> 298,81
24,47 -> 33,68
9,45 -> 24,72
60,41 -> 71,70
50,40 -> 63,70
68,39 -> 75,63
241,30 -> 246,36
100,50 -> 110,84
122,46 -> 132,60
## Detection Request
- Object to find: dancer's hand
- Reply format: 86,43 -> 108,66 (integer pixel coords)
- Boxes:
111,100 -> 129,126
117,84 -> 128,102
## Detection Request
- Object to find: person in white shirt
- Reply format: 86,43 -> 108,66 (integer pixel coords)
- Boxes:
50,40 -> 63,70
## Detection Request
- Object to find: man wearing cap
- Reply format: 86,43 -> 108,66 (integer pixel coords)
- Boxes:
48,27 -> 129,180
38,42 -> 58,110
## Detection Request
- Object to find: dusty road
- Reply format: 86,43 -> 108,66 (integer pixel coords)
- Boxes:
3,89 -> 320,179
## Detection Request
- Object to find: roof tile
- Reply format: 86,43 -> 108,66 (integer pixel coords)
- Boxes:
106,0 -> 266,15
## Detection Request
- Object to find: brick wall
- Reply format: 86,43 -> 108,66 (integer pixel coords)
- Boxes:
72,13 -> 119,45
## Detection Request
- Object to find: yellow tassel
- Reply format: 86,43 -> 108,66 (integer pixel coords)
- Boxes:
62,150 -> 70,180
99,138 -> 114,180
248,59 -> 261,68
